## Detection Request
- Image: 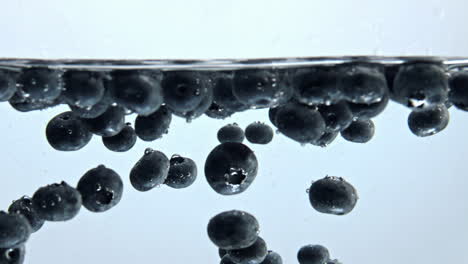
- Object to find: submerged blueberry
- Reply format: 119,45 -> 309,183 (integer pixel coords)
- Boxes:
308,176 -> 358,215
16,67 -> 62,102
407,104 -> 449,137
245,122 -> 274,145
32,181 -> 82,221
46,111 -> 93,151
130,148 -> 170,192
135,105 -> 172,141
205,143 -> 258,195
0,245 -> 25,264
340,120 -> 375,143
297,245 -> 330,264
227,236 -> 268,264
0,212 -> 31,248
347,92 -> 389,120
164,155 -> 198,189
81,106 -> 126,137
8,196 -> 45,233
63,70 -> 105,108
318,102 -> 353,132
310,131 -> 339,148
0,70 -> 17,102
217,123 -> 245,143
292,66 -> 341,105
102,123 -> 137,152
173,80 -> 213,122
261,251 -> 283,264
448,71 -> 468,111
212,72 -> 248,113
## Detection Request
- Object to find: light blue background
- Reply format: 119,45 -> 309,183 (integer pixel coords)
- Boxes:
0,1 -> 468,263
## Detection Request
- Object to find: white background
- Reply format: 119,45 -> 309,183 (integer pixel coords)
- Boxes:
0,1 -> 468,264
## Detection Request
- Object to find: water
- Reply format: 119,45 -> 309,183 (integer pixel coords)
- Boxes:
0,57 -> 467,264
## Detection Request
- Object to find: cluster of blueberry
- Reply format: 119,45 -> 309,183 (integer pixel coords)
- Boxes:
0,165 -> 123,263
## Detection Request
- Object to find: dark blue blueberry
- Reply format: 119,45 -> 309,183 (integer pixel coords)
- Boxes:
32,181 -> 82,221
318,102 -> 353,132
227,236 -> 268,264
245,122 -> 274,145
448,71 -> 468,111
205,102 -> 235,120
68,90 -> 111,119
46,111 -> 93,151
297,245 -> 330,264
212,72 -> 248,112
173,81 -> 213,122
0,245 -> 25,264
17,67 -> 62,102
205,143 -> 258,195
8,196 -> 44,233
340,119 -> 375,143
81,106 -> 126,137
109,71 -> 163,116
134,105 -> 172,141
393,62 -> 448,108
260,251 -> 283,264
0,70 -> 17,102
268,106 -> 279,127
408,104 -> 449,137
62,70 -> 105,108
0,212 -> 31,248
164,155 -> 198,189
161,71 -> 211,113
102,123 -> 137,152
207,210 -> 259,250
310,131 -> 339,148
219,248 -> 228,258
337,63 -> 388,104
308,176 -> 358,215
220,255 -> 237,264
292,66 -> 341,105
275,102 -> 326,144
217,123 -> 245,143
77,165 -> 124,213
232,69 -> 292,108
9,92 -> 61,112
384,65 -> 399,100
347,91 -> 389,120
130,148 -> 170,192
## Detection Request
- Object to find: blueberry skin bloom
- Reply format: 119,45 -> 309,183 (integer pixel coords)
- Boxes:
393,62 -> 448,108
130,148 -> 170,192
448,71 -> 468,111
77,165 -> 124,213
0,244 -> 26,264
102,123 -> 137,152
0,212 -> 31,248
297,244 -> 330,264
207,210 -> 260,250
227,236 -> 268,264
164,155 -> 198,189
217,123 -> 245,143
32,181 -> 82,222
408,104 -> 449,137
8,196 -> 45,233
245,122 -> 274,145
46,111 -> 93,151
109,71 -> 163,116
205,143 -> 258,195
0,70 -> 17,102
308,176 -> 358,215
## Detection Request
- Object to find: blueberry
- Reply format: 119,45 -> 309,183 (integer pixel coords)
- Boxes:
227,236 -> 268,264
337,63 -> 387,104
245,122 -> 274,145
318,102 -> 353,132
393,62 -> 448,108
292,66 -> 341,105
68,92 -> 111,119
0,70 -> 17,102
173,81 -> 213,122
268,106 -> 279,127
448,71 -> 468,111
62,70 -> 105,108
77,165 -> 124,212
297,245 -> 330,264
205,143 -> 258,195
408,104 -> 449,137
212,72 -> 248,112
9,92 -> 61,112
308,176 -> 358,215
275,102 -> 326,144
164,155 -> 198,189
205,102 -> 235,120
207,210 -> 259,250
310,131 -> 338,148
217,123 -> 245,143
161,71 -> 211,112
219,248 -> 228,258
8,196 -> 44,233
109,71 -> 163,116
32,181 -> 82,221
0,245 -> 25,264
0,212 -> 31,248
340,120 -> 375,143
232,69 -> 292,108
220,255 -> 237,264
81,106 -> 126,137
260,251 -> 283,264
17,67 -> 62,102
134,105 -> 172,141
102,123 -> 137,152
130,148 -> 170,191
384,65 -> 399,100
46,111 -> 93,151
347,92 -> 389,120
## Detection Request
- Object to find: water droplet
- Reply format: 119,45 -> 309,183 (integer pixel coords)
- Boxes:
96,183 -> 102,191
144,148 -> 154,155
111,102 -> 117,107
67,129 -> 73,135
306,188 -> 310,193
